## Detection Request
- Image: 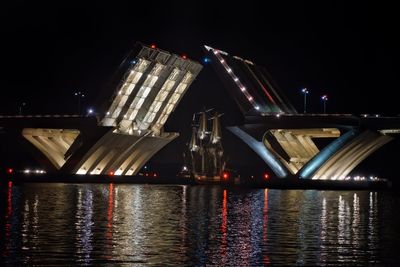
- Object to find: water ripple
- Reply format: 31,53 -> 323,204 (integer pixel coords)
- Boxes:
1,183 -> 400,265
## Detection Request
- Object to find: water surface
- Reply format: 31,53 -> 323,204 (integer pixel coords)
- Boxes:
1,182 -> 400,266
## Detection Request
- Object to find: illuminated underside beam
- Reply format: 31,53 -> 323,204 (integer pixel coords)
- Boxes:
311,130 -> 393,180
299,129 -> 358,179
22,128 -> 80,169
227,126 -> 288,178
264,128 -> 340,175
74,130 -> 178,175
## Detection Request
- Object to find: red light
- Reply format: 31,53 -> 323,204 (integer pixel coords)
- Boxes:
150,44 -> 156,49
182,54 -> 188,59
222,172 -> 229,180
153,173 -> 157,177
7,168 -> 13,174
264,173 -> 269,180
109,171 -> 114,176
145,173 -> 149,177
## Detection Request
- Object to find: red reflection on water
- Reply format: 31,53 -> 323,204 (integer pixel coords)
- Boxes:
106,183 -> 114,259
6,181 -> 13,218
263,189 -> 270,264
3,181 -> 13,257
220,189 -> 228,261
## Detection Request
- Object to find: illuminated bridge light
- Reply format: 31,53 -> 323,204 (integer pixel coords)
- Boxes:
209,45 -> 263,112
17,43 -> 203,177
255,106 -> 260,110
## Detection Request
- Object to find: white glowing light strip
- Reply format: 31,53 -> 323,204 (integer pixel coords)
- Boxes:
212,50 -> 260,111
102,59 -> 150,126
204,45 -> 229,56
141,69 -> 180,129
123,63 -> 165,123
152,72 -> 193,131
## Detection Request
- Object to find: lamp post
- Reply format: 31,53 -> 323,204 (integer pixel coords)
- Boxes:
301,88 -> 309,113
321,95 -> 328,114
19,102 -> 26,115
74,91 -> 85,114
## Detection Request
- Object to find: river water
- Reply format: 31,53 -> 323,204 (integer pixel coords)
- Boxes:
1,182 -> 400,266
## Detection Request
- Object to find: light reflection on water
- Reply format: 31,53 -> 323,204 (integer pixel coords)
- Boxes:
1,183 -> 400,266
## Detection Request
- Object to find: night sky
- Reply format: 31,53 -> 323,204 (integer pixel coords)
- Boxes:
1,1 -> 399,175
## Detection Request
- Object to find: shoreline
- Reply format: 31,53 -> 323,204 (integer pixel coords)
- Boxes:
2,173 -> 392,191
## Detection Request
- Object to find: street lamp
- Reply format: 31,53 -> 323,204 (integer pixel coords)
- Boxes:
301,88 -> 309,113
321,95 -> 328,114
19,102 -> 26,115
74,91 -> 85,114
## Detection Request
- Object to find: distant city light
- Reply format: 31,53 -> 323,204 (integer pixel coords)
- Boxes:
182,54 -> 188,59
264,173 -> 269,180
88,109 -> 93,114
150,44 -> 156,49
7,168 -> 13,174
255,106 -> 260,110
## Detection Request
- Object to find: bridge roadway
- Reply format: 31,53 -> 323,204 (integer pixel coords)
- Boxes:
241,113 -> 400,138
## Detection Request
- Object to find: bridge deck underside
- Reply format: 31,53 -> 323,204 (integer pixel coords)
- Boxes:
230,124 -> 396,180
264,128 -> 340,175
74,130 -> 178,176
22,128 -> 80,169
